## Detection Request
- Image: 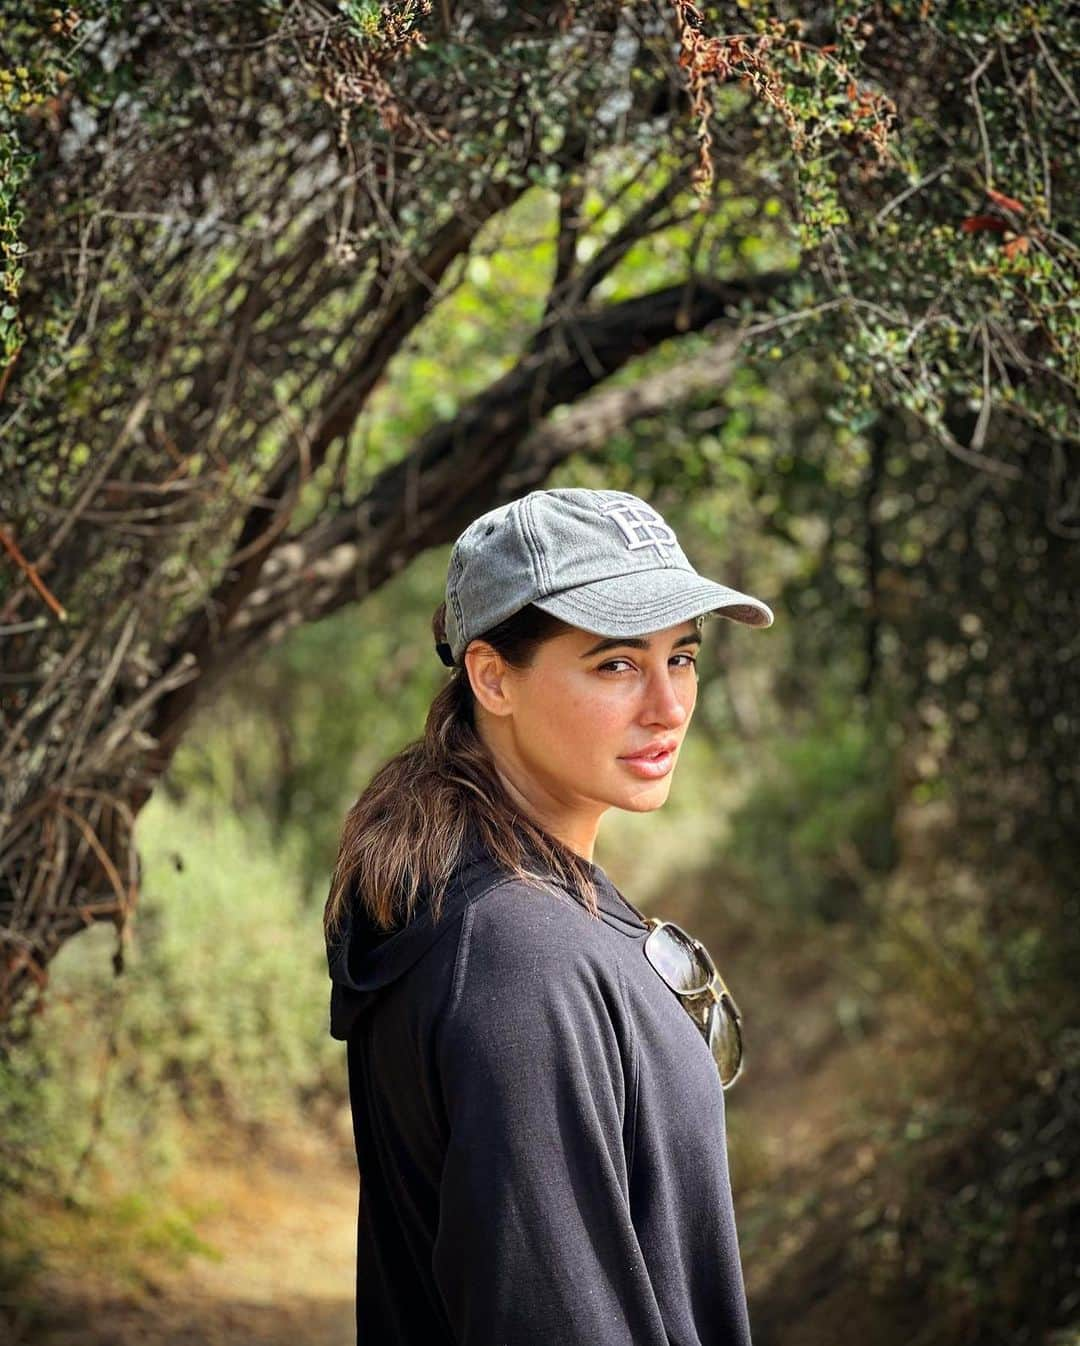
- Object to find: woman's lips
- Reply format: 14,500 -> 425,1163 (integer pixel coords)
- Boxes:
618,742 -> 677,779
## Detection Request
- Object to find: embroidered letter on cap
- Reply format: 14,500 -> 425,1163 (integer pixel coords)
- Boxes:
598,499 -> 677,556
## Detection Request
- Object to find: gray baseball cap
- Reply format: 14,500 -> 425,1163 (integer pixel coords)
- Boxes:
439,488 -> 773,666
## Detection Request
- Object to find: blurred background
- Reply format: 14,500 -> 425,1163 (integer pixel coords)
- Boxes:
1,3 -> 1077,1345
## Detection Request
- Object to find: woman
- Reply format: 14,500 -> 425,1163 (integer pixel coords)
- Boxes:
324,487 -> 774,1346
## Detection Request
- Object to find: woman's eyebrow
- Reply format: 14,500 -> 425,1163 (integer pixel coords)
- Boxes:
579,631 -> 703,658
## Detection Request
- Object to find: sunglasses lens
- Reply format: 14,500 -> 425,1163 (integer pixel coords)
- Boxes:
643,920 -> 745,1088
708,1001 -> 744,1088
645,925 -> 711,995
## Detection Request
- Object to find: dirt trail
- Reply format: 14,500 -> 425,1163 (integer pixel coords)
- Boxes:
11,1123 -> 359,1346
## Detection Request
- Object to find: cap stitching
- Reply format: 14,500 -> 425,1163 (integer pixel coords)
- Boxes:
535,562 -> 699,598
519,495 -> 549,593
448,549 -> 467,652
538,582 -> 769,619
564,591 -> 766,618
535,570 -> 754,604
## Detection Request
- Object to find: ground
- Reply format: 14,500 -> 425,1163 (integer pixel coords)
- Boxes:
5,1121 -> 358,1346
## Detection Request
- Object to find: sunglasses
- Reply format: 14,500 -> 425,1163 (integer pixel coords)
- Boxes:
641,917 -> 745,1090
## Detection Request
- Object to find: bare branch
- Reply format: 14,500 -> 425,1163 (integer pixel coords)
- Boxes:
212,272 -> 786,664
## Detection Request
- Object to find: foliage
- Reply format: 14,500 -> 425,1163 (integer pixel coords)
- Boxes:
854,849 -> 1080,1343
724,682 -> 899,923
169,547 -> 451,890
726,777 -> 1079,1346
674,1 -> 1079,467
0,791 -> 339,1201
0,0 -> 788,1026
3,0 -> 1076,1022
0,3 -> 83,366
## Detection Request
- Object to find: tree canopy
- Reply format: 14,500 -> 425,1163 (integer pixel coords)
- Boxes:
1,2 -> 1076,1029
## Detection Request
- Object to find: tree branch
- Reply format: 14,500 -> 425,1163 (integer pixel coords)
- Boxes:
216,273 -> 786,661
145,181 -> 524,773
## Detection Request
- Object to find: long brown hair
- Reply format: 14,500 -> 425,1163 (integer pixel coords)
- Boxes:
323,601 -> 604,941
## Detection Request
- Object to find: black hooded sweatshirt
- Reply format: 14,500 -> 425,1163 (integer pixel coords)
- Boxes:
327,837 -> 754,1346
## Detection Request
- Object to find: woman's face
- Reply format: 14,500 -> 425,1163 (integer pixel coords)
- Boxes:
468,618 -> 702,843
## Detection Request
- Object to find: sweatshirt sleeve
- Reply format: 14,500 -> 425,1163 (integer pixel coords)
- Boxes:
431,883 -> 668,1346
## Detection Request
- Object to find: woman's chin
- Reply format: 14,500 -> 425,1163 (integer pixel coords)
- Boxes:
614,779 -> 674,813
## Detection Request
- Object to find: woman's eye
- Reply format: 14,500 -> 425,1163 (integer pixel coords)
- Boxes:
597,655 -> 697,674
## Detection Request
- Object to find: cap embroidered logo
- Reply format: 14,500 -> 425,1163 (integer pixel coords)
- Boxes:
598,499 -> 677,557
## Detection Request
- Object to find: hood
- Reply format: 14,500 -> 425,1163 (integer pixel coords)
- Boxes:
326,837 -> 646,1041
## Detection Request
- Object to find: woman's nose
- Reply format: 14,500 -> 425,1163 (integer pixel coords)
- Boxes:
643,671 -> 689,728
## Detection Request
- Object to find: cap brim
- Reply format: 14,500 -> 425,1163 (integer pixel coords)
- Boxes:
531,568 -> 774,635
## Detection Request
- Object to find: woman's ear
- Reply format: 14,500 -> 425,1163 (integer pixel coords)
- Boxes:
464,642 -> 515,718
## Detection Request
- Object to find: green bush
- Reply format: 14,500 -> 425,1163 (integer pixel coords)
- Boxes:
0,793 -> 341,1201
725,685 -> 899,923
847,846 -> 1080,1344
